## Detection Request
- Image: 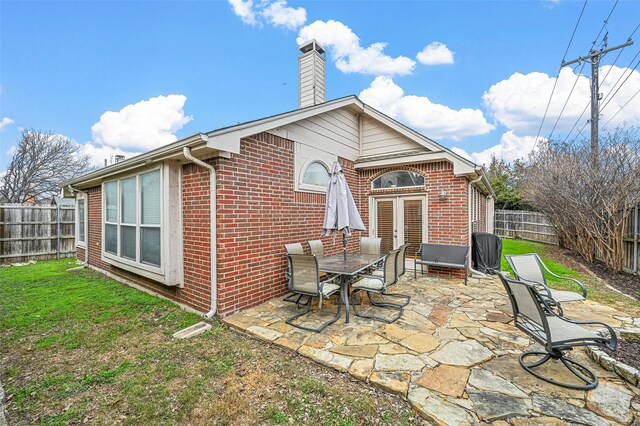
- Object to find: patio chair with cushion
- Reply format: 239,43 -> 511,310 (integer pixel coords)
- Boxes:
497,272 -> 617,390
505,253 -> 587,312
351,249 -> 405,323
285,253 -> 342,332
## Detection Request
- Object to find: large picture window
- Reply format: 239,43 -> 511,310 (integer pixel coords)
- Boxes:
103,169 -> 161,268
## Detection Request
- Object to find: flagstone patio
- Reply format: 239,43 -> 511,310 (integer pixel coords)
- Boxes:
223,274 -> 640,425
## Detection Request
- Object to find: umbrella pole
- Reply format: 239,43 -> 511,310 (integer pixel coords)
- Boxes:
343,233 -> 347,261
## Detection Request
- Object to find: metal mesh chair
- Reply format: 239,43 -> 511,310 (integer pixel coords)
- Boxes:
307,240 -> 324,258
497,272 -> 616,390
283,243 -> 305,304
360,237 -> 382,255
351,249 -> 404,323
286,253 -> 342,332
506,253 -> 587,311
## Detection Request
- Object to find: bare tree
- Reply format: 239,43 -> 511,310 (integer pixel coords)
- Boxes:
523,127 -> 640,273
0,129 -> 91,203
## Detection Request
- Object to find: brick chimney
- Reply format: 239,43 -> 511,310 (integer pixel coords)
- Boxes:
298,39 -> 326,108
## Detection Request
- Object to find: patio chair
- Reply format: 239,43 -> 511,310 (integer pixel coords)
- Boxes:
371,243 -> 411,307
351,249 -> 405,323
497,272 -> 617,390
360,237 -> 382,255
307,240 -> 325,258
285,253 -> 342,332
505,253 -> 587,312
284,243 -> 305,304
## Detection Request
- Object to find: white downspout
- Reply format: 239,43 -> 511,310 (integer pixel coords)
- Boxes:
182,145 -> 218,319
67,185 -> 89,266
467,173 -> 486,277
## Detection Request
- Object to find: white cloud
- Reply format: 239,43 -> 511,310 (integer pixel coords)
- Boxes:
483,65 -> 640,136
0,117 -> 15,132
82,94 -> 191,167
360,76 -> 494,140
297,20 -> 415,76
453,131 -> 539,166
263,0 -> 306,30
91,94 -> 191,151
80,143 -> 142,168
228,0 -> 258,26
416,42 -> 454,65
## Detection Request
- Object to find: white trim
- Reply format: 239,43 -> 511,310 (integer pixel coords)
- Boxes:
75,194 -> 87,248
370,194 -> 428,249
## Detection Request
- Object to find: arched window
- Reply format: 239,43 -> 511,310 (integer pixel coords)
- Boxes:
302,161 -> 330,188
372,171 -> 425,189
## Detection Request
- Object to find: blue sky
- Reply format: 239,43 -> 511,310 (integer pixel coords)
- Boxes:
1,0 -> 639,171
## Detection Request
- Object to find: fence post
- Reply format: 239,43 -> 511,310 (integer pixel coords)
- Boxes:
634,204 -> 639,274
56,204 -> 61,259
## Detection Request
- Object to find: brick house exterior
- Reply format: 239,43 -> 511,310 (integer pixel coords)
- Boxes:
67,96 -> 494,317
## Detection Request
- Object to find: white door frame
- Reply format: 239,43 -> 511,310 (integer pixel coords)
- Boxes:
369,194 -> 428,250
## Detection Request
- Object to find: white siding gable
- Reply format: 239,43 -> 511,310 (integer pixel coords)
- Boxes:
361,115 -> 426,157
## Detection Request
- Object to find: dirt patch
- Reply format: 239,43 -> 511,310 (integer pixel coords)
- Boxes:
603,335 -> 640,371
545,245 -> 639,299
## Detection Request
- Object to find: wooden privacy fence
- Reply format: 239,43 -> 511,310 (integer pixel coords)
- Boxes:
494,209 -> 559,245
0,204 -> 76,264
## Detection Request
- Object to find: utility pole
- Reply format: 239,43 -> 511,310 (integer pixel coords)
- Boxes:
562,39 -> 633,167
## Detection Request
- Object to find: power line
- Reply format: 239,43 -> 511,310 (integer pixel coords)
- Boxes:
563,0 -> 589,62
561,22 -> 639,143
590,0 -> 618,51
532,0 -> 589,151
599,49 -> 640,113
548,61 -> 588,140
602,86 -> 640,128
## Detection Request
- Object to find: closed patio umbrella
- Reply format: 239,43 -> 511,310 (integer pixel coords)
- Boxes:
322,161 -> 366,260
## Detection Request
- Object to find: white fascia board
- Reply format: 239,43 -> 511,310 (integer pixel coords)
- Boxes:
355,151 -> 476,176
361,104 -> 478,170
205,97 -> 362,152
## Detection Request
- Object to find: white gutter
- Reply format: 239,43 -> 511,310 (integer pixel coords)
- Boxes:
67,185 -> 89,266
182,143 -> 218,319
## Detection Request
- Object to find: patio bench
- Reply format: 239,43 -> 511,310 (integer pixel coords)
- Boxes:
414,243 -> 469,285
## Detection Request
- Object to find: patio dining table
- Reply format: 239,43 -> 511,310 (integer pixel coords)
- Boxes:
317,253 -> 384,323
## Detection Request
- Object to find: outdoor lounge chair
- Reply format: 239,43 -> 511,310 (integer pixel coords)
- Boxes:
505,253 -> 587,310
351,249 -> 405,323
497,272 -> 617,390
285,253 -> 342,332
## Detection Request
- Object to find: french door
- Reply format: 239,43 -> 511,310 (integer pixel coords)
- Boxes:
371,195 -> 427,257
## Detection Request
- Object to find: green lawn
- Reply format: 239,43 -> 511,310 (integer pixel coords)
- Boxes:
501,238 -> 640,315
0,259 -> 421,426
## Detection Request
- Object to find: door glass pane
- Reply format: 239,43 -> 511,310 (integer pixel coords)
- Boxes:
141,170 -> 160,225
105,224 -> 117,254
141,227 -> 161,266
78,199 -> 85,243
121,177 -> 136,224
105,181 -> 118,222
403,200 -> 423,258
121,225 -> 136,260
376,200 -> 394,254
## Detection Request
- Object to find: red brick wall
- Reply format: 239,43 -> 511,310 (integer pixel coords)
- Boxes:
213,133 -> 364,316
80,132 -> 476,316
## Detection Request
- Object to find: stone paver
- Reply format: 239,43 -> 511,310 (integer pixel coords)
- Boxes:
415,365 -> 470,398
223,274 -> 639,424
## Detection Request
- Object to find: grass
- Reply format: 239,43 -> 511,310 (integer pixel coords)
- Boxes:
0,259 -> 421,425
501,238 -> 640,315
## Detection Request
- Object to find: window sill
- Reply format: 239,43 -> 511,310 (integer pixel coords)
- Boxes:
76,242 -> 86,249
102,252 -> 179,286
298,184 -> 328,194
